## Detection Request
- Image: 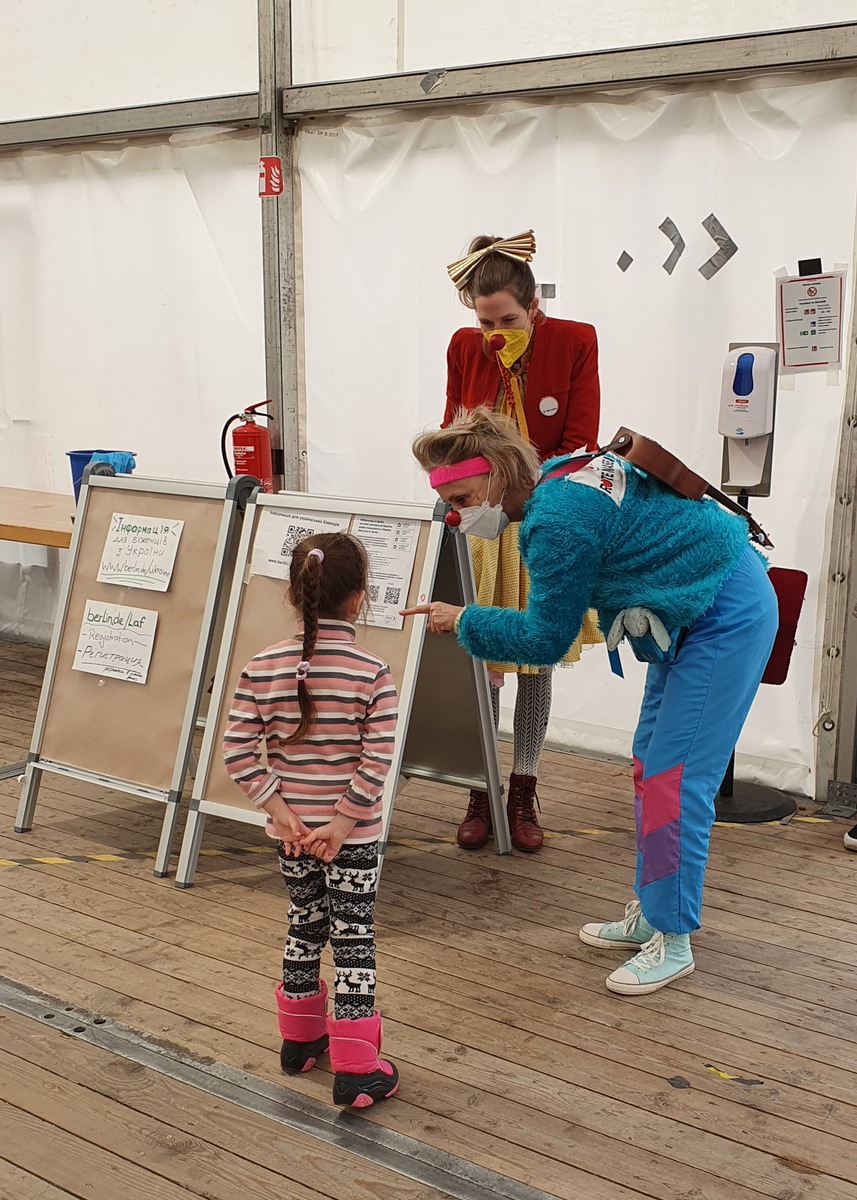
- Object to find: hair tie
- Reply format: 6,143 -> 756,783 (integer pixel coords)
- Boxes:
307,548 -> 325,563
447,230 -> 536,290
296,660 -> 311,680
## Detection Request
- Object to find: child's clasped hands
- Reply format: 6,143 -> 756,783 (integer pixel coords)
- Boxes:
262,793 -> 357,864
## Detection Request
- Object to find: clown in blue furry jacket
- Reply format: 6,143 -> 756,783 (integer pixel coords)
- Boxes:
404,407 -> 778,997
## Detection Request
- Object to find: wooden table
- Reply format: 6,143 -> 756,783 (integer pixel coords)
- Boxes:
0,487 -> 76,778
0,486 -> 76,550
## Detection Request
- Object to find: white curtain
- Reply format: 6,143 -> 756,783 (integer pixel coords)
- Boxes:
0,129 -> 266,640
297,74 -> 857,795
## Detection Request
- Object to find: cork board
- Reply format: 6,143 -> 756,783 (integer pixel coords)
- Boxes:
39,485 -> 224,791
200,504 -> 432,812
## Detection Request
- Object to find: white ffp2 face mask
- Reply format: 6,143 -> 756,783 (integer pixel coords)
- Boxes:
456,484 -> 510,540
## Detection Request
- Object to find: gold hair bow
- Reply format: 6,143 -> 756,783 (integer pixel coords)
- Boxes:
446,230 -> 536,290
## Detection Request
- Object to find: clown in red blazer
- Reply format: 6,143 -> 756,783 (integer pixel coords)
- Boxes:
438,230 -> 602,857
444,314 -> 600,459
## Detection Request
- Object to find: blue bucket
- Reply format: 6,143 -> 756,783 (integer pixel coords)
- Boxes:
67,450 -> 134,501
67,451 -> 104,501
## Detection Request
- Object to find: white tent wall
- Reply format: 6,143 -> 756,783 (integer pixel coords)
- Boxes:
297,74 -> 857,797
291,1 -> 857,83
0,0 -> 259,122
0,129 -> 266,642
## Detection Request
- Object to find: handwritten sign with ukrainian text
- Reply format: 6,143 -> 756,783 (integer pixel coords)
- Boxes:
97,513 -> 184,591
73,600 -> 159,684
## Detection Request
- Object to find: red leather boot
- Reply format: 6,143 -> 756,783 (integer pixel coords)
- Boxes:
275,980 -> 329,1073
507,774 -> 544,852
457,790 -> 492,849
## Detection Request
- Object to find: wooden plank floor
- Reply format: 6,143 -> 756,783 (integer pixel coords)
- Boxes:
0,1007 -> 450,1200
2,637 -> 857,1200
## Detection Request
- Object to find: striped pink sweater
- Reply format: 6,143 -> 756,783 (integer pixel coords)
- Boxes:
222,620 -> 398,844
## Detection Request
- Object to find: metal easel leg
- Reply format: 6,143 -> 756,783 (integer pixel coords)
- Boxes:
153,792 -> 182,878
175,805 -> 207,889
451,531 -> 511,854
376,773 -> 407,887
14,761 -> 42,833
484,732 -> 510,855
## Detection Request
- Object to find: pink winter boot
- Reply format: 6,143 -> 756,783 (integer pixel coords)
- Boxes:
327,1012 -> 399,1108
275,980 -> 329,1073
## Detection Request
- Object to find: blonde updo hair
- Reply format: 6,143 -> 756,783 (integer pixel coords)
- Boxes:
457,234 -> 537,311
412,407 -> 540,494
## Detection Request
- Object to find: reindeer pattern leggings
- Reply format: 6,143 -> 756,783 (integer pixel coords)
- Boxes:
276,841 -> 378,1021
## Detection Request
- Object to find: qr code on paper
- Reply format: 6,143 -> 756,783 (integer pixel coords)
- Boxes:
384,586 -> 401,606
280,525 -> 315,556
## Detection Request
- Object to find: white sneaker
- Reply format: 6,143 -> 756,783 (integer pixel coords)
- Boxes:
579,899 -> 656,950
844,824 -> 857,851
606,931 -> 695,996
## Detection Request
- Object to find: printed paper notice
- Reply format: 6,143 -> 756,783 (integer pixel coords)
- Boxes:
250,507 -> 351,580
97,513 -> 184,591
73,600 -> 159,685
353,515 -> 419,630
776,272 -> 845,370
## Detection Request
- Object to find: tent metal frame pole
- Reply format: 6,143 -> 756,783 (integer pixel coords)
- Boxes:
0,94 -> 260,151
258,0 -> 301,491
281,22 -> 857,118
816,283 -> 857,811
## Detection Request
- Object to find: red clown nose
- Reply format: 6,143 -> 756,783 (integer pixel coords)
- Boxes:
488,333 -> 506,351
445,510 -> 461,528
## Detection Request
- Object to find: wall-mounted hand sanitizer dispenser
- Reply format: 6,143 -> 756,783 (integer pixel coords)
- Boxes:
718,345 -> 777,489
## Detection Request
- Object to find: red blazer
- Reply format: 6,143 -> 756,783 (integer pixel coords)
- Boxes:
444,316 -> 600,458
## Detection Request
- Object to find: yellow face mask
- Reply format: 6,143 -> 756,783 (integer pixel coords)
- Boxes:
485,326 -> 530,368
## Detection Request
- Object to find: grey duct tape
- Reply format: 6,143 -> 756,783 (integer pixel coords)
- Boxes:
658,217 -> 686,275
420,68 -> 447,94
699,213 -> 738,279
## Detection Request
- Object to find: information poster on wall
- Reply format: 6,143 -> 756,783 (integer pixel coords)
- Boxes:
250,507 -> 350,580
73,600 -> 159,685
776,272 -> 845,371
352,515 -> 419,630
97,513 -> 184,591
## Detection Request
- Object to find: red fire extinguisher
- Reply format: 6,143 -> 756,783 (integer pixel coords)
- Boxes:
221,400 -> 274,492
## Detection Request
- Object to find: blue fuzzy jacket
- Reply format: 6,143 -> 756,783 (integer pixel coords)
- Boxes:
457,453 -> 753,668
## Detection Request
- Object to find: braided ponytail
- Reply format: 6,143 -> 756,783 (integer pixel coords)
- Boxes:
285,552 -> 322,745
284,532 -> 369,745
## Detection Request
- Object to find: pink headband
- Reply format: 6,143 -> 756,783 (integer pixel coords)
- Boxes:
428,456 -> 492,488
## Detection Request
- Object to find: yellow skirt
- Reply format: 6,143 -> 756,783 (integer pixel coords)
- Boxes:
469,523 -> 603,675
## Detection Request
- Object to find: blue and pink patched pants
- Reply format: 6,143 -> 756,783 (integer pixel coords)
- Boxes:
633,546 -> 779,934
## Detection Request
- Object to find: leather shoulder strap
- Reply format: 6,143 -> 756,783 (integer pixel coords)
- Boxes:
539,430 -> 773,548
702,483 -> 773,548
612,428 -> 774,549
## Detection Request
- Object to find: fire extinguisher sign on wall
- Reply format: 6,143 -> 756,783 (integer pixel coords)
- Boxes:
259,156 -> 284,197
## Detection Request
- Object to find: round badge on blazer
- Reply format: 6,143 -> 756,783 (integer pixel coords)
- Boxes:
539,395 -> 559,417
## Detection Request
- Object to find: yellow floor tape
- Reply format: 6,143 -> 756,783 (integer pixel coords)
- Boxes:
0,815 -> 834,870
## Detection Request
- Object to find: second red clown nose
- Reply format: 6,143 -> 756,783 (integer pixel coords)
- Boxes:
445,510 -> 461,527
488,333 -> 506,351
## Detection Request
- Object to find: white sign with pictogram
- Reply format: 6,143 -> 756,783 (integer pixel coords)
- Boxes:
776,272 -> 845,371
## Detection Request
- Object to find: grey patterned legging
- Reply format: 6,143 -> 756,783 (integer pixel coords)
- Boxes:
276,841 -> 378,1021
490,668 -> 553,778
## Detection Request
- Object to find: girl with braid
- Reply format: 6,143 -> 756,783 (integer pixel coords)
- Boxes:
223,532 -> 399,1108
443,230 -> 602,853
